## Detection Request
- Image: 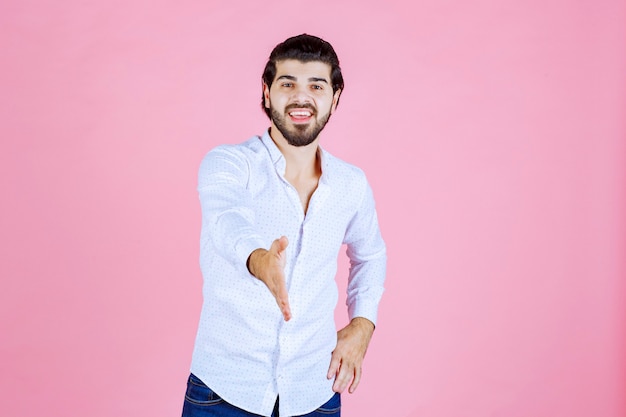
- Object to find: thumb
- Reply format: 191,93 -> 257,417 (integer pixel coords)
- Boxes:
271,236 -> 289,254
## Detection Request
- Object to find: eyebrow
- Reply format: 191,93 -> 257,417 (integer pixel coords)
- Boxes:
276,75 -> 329,84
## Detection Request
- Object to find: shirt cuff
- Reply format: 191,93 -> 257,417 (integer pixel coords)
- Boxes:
234,235 -> 266,279
348,297 -> 381,327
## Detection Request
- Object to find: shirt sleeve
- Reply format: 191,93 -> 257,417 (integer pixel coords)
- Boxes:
343,180 -> 387,326
197,145 -> 266,278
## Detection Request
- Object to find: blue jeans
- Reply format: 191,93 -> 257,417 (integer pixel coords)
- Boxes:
182,373 -> 341,417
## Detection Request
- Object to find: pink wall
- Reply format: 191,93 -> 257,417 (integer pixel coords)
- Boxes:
1,1 -> 625,416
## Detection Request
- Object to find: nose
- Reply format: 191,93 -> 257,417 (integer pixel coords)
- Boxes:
290,84 -> 312,104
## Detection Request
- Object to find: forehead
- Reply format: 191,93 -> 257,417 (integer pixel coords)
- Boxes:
273,59 -> 332,82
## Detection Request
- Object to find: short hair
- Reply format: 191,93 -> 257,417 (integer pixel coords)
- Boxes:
261,34 -> 344,118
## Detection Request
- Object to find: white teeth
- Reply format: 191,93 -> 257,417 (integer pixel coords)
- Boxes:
289,111 -> 311,117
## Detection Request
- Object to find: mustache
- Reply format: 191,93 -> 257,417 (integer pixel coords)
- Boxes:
285,103 -> 317,114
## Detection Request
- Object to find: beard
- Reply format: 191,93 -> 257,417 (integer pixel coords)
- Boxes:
271,103 -> 332,147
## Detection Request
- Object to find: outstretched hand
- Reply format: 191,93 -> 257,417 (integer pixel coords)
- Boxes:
247,236 -> 291,321
327,317 -> 375,393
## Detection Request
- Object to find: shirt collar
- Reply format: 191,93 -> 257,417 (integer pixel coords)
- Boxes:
260,129 -> 285,167
260,129 -> 332,183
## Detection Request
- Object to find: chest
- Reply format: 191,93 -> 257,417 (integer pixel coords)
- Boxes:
248,175 -> 356,247
289,177 -> 319,214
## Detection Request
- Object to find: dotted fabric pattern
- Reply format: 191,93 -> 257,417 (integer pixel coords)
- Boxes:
190,130 -> 386,417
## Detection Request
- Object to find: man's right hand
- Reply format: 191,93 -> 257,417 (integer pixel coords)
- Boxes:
247,236 -> 292,321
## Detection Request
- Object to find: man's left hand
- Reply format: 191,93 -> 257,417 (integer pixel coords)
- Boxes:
327,317 -> 375,394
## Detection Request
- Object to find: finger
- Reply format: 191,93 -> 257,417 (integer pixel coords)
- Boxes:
327,353 -> 341,380
348,365 -> 362,393
275,277 -> 291,321
271,236 -> 289,255
278,297 -> 291,321
277,235 -> 288,251
332,361 -> 354,393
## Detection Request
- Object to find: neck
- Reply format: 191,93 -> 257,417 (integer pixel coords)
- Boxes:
269,126 -> 320,179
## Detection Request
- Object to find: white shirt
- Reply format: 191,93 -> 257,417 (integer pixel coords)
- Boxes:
190,130 -> 386,417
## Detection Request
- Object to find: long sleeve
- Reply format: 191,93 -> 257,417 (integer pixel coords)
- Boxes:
343,181 -> 387,326
197,145 -> 265,276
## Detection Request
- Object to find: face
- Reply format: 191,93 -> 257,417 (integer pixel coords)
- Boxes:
264,59 -> 341,147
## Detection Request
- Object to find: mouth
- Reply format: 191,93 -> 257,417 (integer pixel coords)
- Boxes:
287,106 -> 315,124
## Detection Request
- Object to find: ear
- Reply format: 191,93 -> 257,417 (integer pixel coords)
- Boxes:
330,89 -> 342,114
263,82 -> 271,109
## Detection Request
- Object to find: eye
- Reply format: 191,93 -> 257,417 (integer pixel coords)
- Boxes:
311,84 -> 323,90
281,82 -> 293,88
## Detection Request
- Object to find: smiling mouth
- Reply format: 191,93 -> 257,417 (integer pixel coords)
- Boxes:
289,110 -> 312,117
287,109 -> 315,123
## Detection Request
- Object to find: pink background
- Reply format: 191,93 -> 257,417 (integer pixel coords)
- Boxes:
1,1 -> 625,416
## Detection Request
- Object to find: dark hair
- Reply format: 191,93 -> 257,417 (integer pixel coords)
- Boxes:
261,34 -> 344,118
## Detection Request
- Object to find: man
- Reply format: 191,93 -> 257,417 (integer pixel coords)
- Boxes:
182,34 -> 386,417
